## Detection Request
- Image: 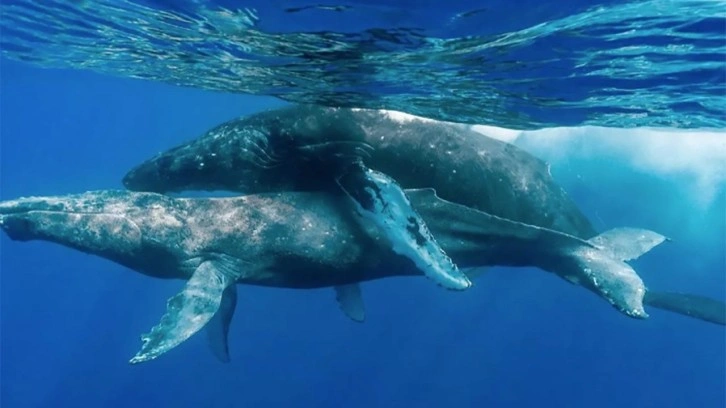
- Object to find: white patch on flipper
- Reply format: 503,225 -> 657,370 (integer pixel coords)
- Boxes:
340,168 -> 471,290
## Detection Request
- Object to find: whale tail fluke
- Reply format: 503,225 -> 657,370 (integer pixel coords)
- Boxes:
588,227 -> 669,262
563,228 -> 668,319
580,228 -> 725,326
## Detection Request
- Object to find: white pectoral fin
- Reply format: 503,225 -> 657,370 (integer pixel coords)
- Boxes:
337,163 -> 471,291
129,260 -> 237,364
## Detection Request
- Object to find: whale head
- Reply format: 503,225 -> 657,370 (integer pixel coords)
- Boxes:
122,152 -> 179,193
0,190 -> 184,274
122,144 -> 251,194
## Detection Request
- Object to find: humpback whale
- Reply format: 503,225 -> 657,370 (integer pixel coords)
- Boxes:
123,105 -> 593,238
123,105 -> 637,316
1,189 -> 723,364
125,105 -> 475,291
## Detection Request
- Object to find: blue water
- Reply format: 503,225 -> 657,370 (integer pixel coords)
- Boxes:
1,1 -> 725,407
1,0 -> 724,128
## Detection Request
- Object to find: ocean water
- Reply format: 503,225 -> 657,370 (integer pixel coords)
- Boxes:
1,1 -> 725,408
1,0 -> 724,128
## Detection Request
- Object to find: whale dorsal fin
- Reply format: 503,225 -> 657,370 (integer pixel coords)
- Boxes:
335,284 -> 365,322
129,257 -> 241,364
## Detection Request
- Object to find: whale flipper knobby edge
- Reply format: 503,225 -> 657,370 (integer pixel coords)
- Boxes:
291,136 -> 471,291
130,259 -> 240,364
336,162 -> 471,291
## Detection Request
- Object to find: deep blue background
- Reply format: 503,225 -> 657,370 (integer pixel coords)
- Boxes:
1,60 -> 724,408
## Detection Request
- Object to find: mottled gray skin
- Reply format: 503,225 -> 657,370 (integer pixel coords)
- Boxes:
122,105 -> 596,239
0,189 -> 588,288
119,106 -> 726,322
1,190 -> 723,326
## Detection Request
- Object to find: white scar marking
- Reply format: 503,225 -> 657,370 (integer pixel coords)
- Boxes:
379,110 -> 436,124
351,108 -> 437,124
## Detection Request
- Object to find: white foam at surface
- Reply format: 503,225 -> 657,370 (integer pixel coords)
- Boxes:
471,124 -> 726,208
377,109 -> 725,208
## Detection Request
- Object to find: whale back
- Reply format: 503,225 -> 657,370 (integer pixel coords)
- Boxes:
123,106 -> 597,239
349,109 -> 596,238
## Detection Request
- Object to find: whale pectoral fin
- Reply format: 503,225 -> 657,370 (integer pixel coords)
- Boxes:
206,283 -> 238,363
337,163 -> 471,291
129,260 -> 236,364
335,284 -> 365,322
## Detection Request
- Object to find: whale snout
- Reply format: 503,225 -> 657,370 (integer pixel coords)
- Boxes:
122,155 -> 176,193
122,168 -> 143,190
123,163 -> 158,192
0,196 -> 64,216
0,212 -> 36,241
0,193 -> 144,254
0,197 -> 62,241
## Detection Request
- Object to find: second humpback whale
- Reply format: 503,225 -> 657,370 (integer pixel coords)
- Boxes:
1,189 -> 723,364
124,105 -> 645,318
